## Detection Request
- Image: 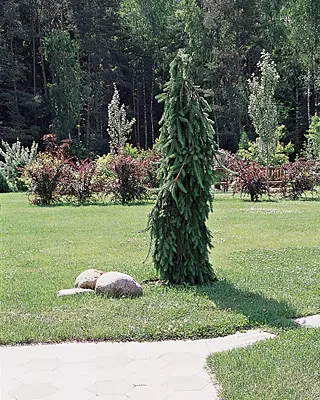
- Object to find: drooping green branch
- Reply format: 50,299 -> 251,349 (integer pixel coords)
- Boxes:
148,50 -> 217,285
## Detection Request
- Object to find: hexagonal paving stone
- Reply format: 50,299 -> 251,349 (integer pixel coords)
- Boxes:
128,385 -> 171,400
158,352 -> 203,365
93,355 -> 133,368
20,370 -> 57,384
93,396 -> 129,400
165,390 -> 215,400
87,379 -> 133,395
56,361 -> 99,376
159,362 -> 204,377
162,375 -> 209,392
47,389 -> 95,400
9,382 -> 58,400
21,358 -> 63,372
0,394 -> 16,400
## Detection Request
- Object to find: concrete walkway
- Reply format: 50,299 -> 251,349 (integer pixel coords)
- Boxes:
294,314 -> 320,328
0,330 -> 274,400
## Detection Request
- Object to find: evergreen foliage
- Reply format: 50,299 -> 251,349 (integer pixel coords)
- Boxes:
0,171 -> 10,193
304,115 -> 320,160
107,83 -> 136,153
238,131 -> 250,150
44,30 -> 83,140
149,50 -> 217,285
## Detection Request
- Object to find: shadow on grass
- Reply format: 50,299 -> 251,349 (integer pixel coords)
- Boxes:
193,279 -> 298,330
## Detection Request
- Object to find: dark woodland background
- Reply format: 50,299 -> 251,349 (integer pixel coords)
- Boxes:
1,0 -> 319,155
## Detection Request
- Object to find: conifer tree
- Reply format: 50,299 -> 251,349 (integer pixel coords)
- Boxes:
149,50 -> 217,285
107,83 -> 136,153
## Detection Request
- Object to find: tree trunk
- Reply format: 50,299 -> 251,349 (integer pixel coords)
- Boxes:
143,67 -> 148,148
150,61 -> 155,144
86,54 -> 91,144
132,73 -> 137,144
307,68 -> 311,124
10,37 -> 19,119
33,37 -> 36,96
136,85 -> 140,147
39,37 -> 48,98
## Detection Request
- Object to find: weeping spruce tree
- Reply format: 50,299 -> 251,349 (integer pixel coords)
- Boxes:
149,51 -> 217,285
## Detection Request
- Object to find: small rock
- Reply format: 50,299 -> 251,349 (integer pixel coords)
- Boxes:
74,269 -> 105,290
57,288 -> 95,297
95,272 -> 143,297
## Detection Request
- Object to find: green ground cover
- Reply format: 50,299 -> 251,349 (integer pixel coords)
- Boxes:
0,192 -> 319,344
207,328 -> 320,400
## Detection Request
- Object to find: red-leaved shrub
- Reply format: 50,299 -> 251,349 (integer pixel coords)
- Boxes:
60,159 -> 105,203
24,152 -> 64,204
109,153 -> 148,203
233,161 -> 267,201
282,160 -> 318,199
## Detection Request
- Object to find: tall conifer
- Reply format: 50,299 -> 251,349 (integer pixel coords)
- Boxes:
149,50 -> 217,285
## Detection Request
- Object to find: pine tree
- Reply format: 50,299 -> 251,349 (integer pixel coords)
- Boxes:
107,83 -> 136,153
149,50 -> 217,285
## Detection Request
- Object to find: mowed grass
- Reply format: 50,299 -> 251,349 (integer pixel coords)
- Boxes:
207,328 -> 320,400
0,192 -> 319,344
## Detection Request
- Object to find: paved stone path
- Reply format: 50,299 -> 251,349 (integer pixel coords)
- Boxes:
1,330 -> 273,400
295,314 -> 320,328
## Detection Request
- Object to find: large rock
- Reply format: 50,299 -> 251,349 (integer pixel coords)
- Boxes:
57,288 -> 95,297
95,272 -> 143,297
74,269 -> 105,290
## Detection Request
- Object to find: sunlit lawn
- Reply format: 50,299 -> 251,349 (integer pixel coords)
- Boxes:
0,192 -> 319,344
207,328 -> 320,400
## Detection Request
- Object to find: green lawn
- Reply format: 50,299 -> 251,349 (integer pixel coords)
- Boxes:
0,192 -> 319,344
207,328 -> 320,400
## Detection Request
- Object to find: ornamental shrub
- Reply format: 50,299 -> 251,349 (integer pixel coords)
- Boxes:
109,152 -> 148,203
282,160 -> 318,199
0,139 -> 38,189
0,171 -> 10,193
41,134 -> 72,157
233,161 -> 267,201
142,149 -> 160,190
95,153 -> 115,183
24,153 -> 64,204
236,126 -> 294,167
60,159 -> 105,203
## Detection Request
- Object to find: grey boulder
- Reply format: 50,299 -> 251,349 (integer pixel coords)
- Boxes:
95,272 -> 142,297
74,269 -> 105,290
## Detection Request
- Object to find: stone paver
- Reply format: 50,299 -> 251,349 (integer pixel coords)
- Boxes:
295,314 -> 320,328
0,329 -> 274,400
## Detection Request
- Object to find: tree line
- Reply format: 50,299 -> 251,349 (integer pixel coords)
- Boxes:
1,0 -> 320,155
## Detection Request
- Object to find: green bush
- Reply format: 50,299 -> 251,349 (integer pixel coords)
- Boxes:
0,171 -> 10,193
0,139 -> 38,189
15,176 -> 30,192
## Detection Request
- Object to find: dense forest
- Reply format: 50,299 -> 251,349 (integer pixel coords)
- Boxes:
0,0 -> 320,155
